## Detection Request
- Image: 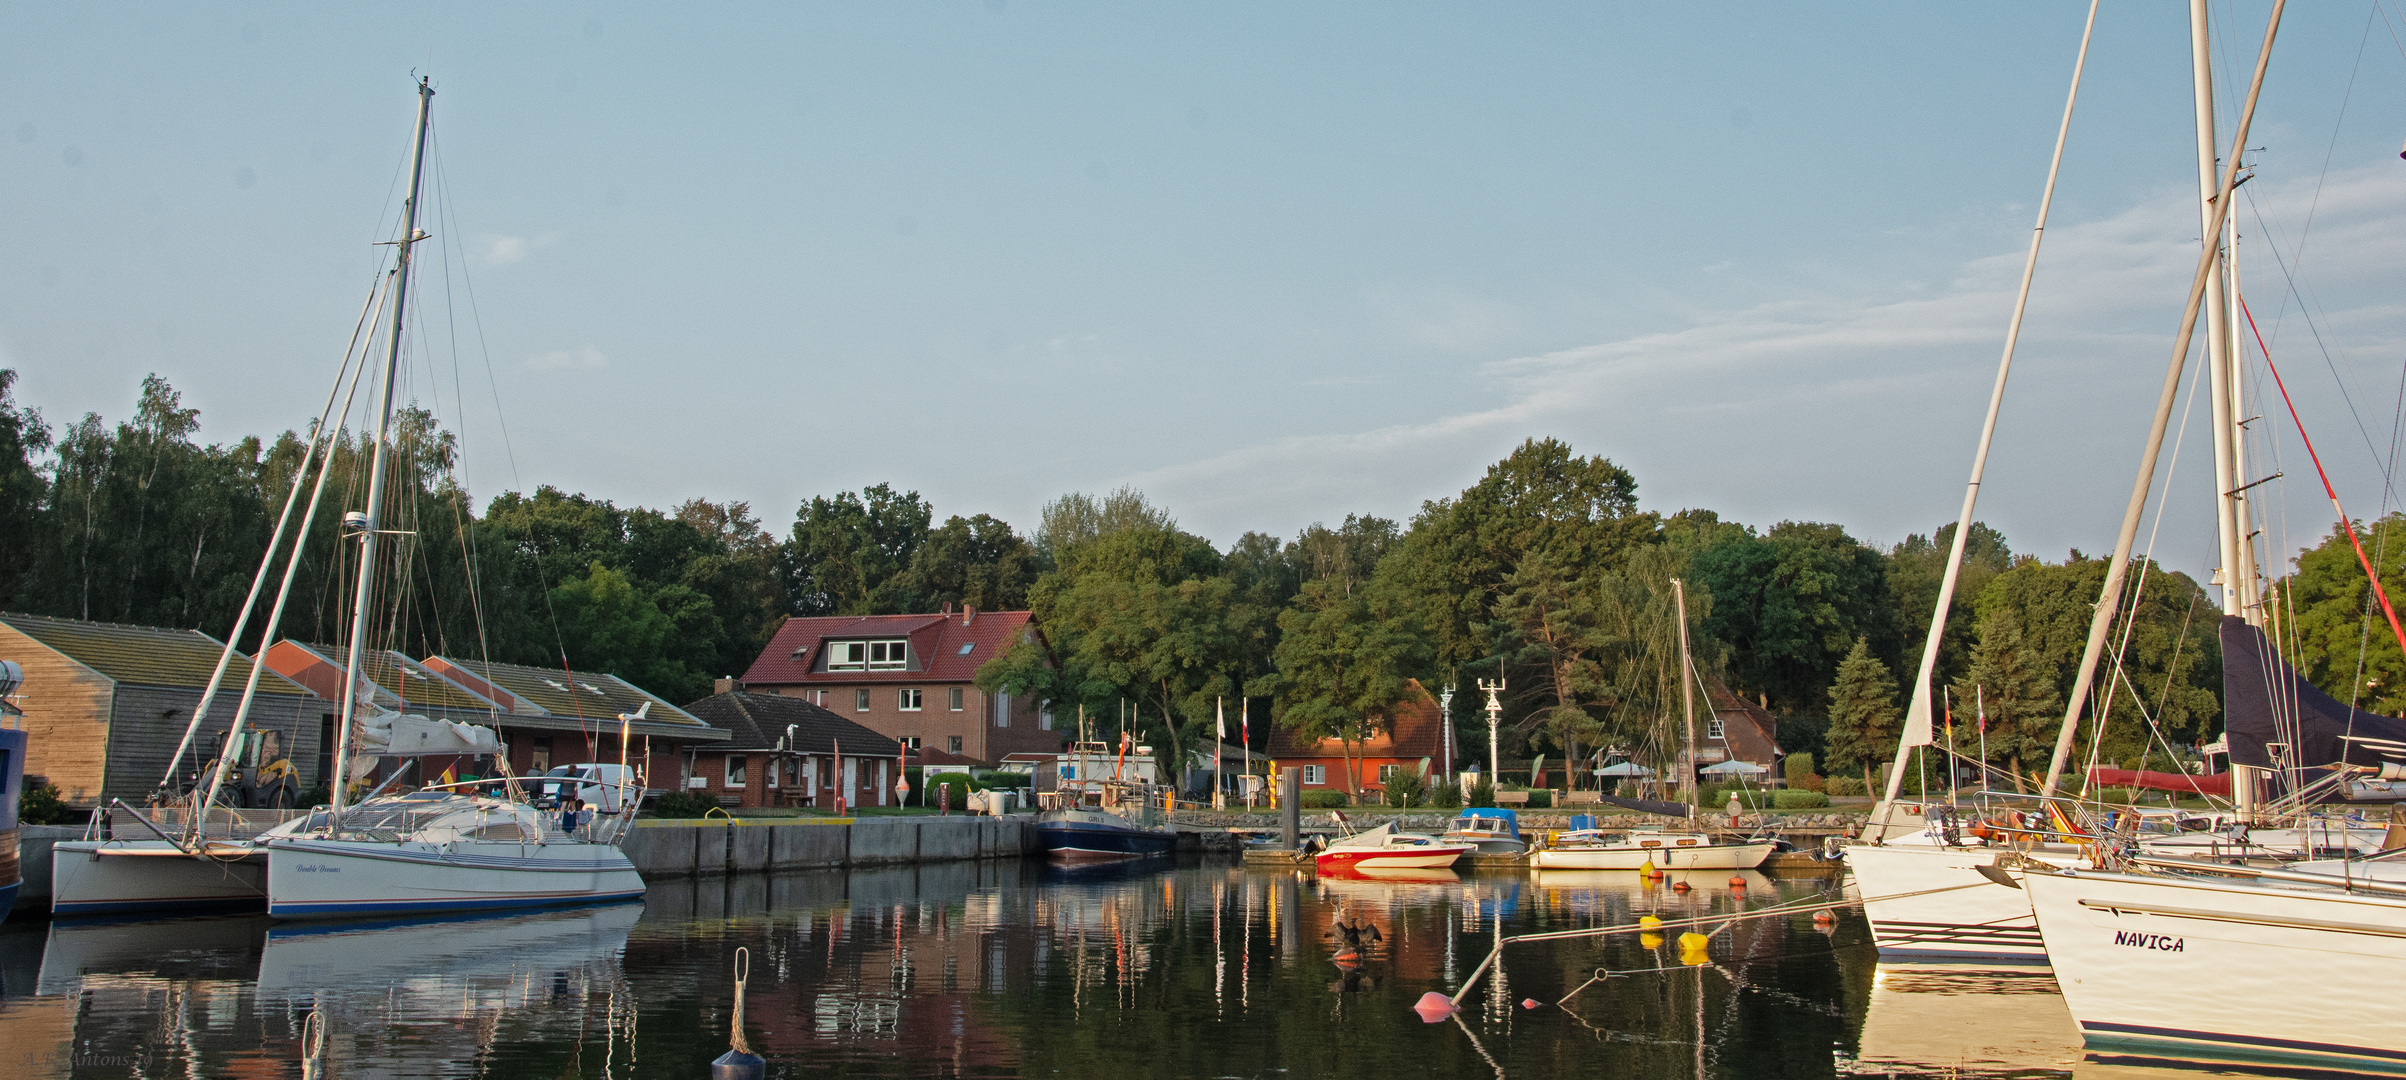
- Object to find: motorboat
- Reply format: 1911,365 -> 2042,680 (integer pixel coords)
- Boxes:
1532,828 -> 1773,870
1440,808 -> 1527,854
258,787 -> 645,918
1314,822 -> 1471,872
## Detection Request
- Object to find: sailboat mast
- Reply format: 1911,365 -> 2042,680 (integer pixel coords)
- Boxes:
1672,578 -> 1697,808
2193,0 -> 2250,625
330,77 -> 435,824
1872,0 -> 2101,833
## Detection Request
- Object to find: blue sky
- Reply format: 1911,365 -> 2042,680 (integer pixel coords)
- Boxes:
6,3 -> 2406,585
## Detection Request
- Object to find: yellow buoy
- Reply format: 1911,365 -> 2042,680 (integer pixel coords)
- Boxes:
1638,915 -> 1662,929
1640,932 -> 1664,950
1679,932 -> 1710,952
1638,860 -> 1656,877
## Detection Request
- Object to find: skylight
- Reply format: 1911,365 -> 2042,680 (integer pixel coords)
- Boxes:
958,643 -> 975,655
543,678 -> 570,692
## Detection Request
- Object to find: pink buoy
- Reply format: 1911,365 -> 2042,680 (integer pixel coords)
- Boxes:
1521,998 -> 1541,1010
1413,992 -> 1457,1023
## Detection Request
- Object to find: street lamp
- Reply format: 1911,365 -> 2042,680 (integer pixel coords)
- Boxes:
1439,683 -> 1455,781
1478,678 -> 1506,794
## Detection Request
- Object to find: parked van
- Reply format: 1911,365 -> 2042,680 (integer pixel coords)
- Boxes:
531,763 -> 641,812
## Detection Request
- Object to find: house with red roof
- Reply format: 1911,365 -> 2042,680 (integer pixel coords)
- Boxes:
1262,679 -> 1447,797
737,605 -> 1063,768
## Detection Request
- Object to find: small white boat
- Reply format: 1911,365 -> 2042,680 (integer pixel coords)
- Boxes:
1314,823 -> 1472,871
259,790 -> 644,919
1440,808 -> 1528,854
1531,829 -> 1773,870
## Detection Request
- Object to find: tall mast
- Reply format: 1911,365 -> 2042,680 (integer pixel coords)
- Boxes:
1672,578 -> 1697,809
1871,0 -> 2101,837
330,77 -> 435,825
2194,0 -> 2249,624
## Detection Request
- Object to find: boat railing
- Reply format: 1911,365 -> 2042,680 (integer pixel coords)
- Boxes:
106,803 -> 307,842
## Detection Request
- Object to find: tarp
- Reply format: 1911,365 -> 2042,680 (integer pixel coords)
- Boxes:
1596,762 -> 1656,778
354,711 -> 503,758
2222,615 -> 2406,794
1700,759 -> 1767,775
2086,766 -> 2230,798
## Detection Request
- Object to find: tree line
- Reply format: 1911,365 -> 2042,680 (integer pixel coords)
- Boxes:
0,369 -> 2285,790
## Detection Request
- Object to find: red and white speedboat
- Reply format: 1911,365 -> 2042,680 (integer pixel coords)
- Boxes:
1314,823 -> 1472,871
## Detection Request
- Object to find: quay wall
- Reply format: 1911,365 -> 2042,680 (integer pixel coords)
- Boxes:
624,815 -> 1037,880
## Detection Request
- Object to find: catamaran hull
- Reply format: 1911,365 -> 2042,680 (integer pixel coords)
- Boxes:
2026,868 -> 2406,1074
1532,842 -> 1773,871
262,837 -> 643,919
1035,815 -> 1176,861
50,840 -> 267,915
1846,843 -> 2047,959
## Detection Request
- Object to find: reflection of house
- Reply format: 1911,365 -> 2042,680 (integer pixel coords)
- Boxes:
1702,682 -> 1783,781
1263,679 -> 1446,794
738,606 -> 1063,766
679,690 -> 902,809
0,613 -> 321,806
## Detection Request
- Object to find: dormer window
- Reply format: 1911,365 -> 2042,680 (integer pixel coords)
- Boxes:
828,639 -> 909,671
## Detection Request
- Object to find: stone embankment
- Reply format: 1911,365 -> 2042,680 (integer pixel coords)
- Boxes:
622,814 -> 1035,879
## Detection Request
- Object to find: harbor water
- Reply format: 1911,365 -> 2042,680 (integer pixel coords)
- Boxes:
0,858 -> 2281,1078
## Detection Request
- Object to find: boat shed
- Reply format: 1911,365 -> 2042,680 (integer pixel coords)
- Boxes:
679,690 -> 901,810
0,612 -> 326,808
417,655 -> 727,790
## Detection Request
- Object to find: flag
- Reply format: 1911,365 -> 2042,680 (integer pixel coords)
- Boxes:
1216,697 -> 1226,740
1976,685 -> 1986,733
436,764 -> 456,787
1531,753 -> 1546,790
1943,685 -> 1954,742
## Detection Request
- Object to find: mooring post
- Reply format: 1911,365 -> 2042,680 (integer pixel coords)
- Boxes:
1280,767 -> 1300,850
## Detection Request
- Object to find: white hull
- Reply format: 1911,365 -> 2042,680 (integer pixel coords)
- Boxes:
263,835 -> 643,919
2026,867 -> 2406,1073
1846,843 -> 2053,959
1532,841 -> 1772,871
50,840 -> 267,915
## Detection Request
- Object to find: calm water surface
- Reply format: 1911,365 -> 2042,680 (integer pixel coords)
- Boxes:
0,859 -> 2295,1078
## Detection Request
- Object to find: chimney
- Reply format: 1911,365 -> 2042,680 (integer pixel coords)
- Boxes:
942,601 -> 953,615
715,677 -> 742,696
963,604 -> 977,626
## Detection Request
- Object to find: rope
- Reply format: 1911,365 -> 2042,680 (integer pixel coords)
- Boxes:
728,946 -> 753,1055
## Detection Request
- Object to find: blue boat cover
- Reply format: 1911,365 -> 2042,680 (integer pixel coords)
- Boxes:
1454,808 -> 1521,839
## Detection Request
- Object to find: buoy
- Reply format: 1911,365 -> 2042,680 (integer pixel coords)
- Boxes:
1728,876 -> 1747,889
1678,932 -> 1710,951
1638,859 -> 1656,877
711,948 -> 766,1080
1413,991 -> 1457,1023
1672,880 -> 1691,893
1521,998 -> 1541,1010
1638,914 -> 1662,930
1640,932 -> 1664,950
1812,908 -> 1836,925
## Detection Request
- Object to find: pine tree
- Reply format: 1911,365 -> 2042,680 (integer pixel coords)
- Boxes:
1824,637 -> 1901,792
1952,608 -> 2062,792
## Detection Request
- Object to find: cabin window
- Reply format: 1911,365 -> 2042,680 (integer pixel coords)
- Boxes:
855,688 -> 871,712
899,688 -> 924,711
949,687 -> 964,711
1302,765 -> 1325,786
726,756 -> 747,788
1706,720 -> 1725,740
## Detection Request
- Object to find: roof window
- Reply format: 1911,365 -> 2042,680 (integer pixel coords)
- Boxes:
957,643 -> 975,656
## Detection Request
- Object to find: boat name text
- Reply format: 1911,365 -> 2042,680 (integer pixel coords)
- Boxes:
2112,930 -> 2183,952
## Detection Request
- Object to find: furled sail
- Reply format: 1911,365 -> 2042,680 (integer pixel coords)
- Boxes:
2221,615 -> 2406,787
352,708 -> 503,758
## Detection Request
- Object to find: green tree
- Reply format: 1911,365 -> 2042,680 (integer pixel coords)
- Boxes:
1823,637 -> 1901,792
1950,608 -> 2061,790
1486,550 -> 1612,784
549,562 -> 721,702
1689,520 -> 1899,719
890,513 -> 1041,613
2280,515 -> 2406,714
1887,521 -> 2012,698
779,483 -> 933,615
0,370 -> 52,608
1269,577 -> 1434,793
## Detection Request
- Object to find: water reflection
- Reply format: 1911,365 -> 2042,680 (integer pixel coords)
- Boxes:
0,859 -> 2331,1079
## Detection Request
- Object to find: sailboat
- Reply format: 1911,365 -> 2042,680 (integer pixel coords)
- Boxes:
247,79 -> 645,919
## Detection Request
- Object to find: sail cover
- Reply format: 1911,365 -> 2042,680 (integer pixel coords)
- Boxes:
354,710 -> 504,757
2221,615 -> 2406,785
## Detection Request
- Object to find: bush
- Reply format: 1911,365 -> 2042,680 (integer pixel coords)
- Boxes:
1772,789 -> 1830,809
927,772 -> 982,809
1522,789 -> 1553,809
19,779 -> 75,825
1382,771 -> 1429,809
1794,772 -> 1827,793
1428,777 -> 1464,809
1826,775 -> 1868,797
1301,789 -> 1351,809
644,790 -> 714,819
1784,752 -> 1815,785
1465,780 -> 1495,808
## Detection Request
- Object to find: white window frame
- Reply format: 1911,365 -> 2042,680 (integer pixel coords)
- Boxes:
726,755 -> 747,788
827,639 -> 910,672
1706,719 -> 1726,740
994,691 -> 1011,728
768,756 -> 779,788
949,687 -> 965,712
899,688 -> 924,712
1038,701 -> 1051,730
1302,765 -> 1325,786
855,688 -> 871,712
1377,764 -> 1400,782
947,735 -> 964,754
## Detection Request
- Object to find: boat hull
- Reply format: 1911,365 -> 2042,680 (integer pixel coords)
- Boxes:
2026,867 -> 2406,1074
262,836 -> 643,919
1315,844 -> 1470,871
1034,813 -> 1176,861
50,840 -> 268,915
1846,842 -> 2048,959
1532,841 -> 1772,871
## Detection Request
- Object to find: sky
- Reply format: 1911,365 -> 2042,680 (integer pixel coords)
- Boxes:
7,2 -> 2406,587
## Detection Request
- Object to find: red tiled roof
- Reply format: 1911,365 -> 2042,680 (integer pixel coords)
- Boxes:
740,610 -> 1039,686
1706,682 -> 1782,765
1261,679 -> 1446,761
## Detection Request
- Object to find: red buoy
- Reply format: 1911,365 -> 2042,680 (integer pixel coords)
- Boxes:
1728,876 -> 1747,889
1672,880 -> 1692,893
1813,908 -> 1836,925
1521,998 -> 1541,1010
1413,992 -> 1457,1023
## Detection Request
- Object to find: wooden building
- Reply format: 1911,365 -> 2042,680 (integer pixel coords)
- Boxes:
0,613 -> 324,807
678,690 -> 903,810
1263,679 -> 1447,796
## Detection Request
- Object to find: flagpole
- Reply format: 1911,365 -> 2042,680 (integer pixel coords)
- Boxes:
1214,696 -> 1226,810
1242,697 -> 1253,808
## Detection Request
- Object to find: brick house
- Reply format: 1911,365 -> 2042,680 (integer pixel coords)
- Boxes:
737,607 -> 1063,767
1700,681 -> 1784,782
679,690 -> 902,810
1263,679 -> 1447,795
0,613 -> 323,807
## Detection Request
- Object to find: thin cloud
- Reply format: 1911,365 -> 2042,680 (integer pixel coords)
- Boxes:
531,345 -> 609,370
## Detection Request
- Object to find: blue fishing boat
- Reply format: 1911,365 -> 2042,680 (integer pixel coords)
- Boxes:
1035,781 -> 1176,861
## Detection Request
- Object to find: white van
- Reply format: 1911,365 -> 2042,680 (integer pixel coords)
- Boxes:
532,763 -> 642,812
